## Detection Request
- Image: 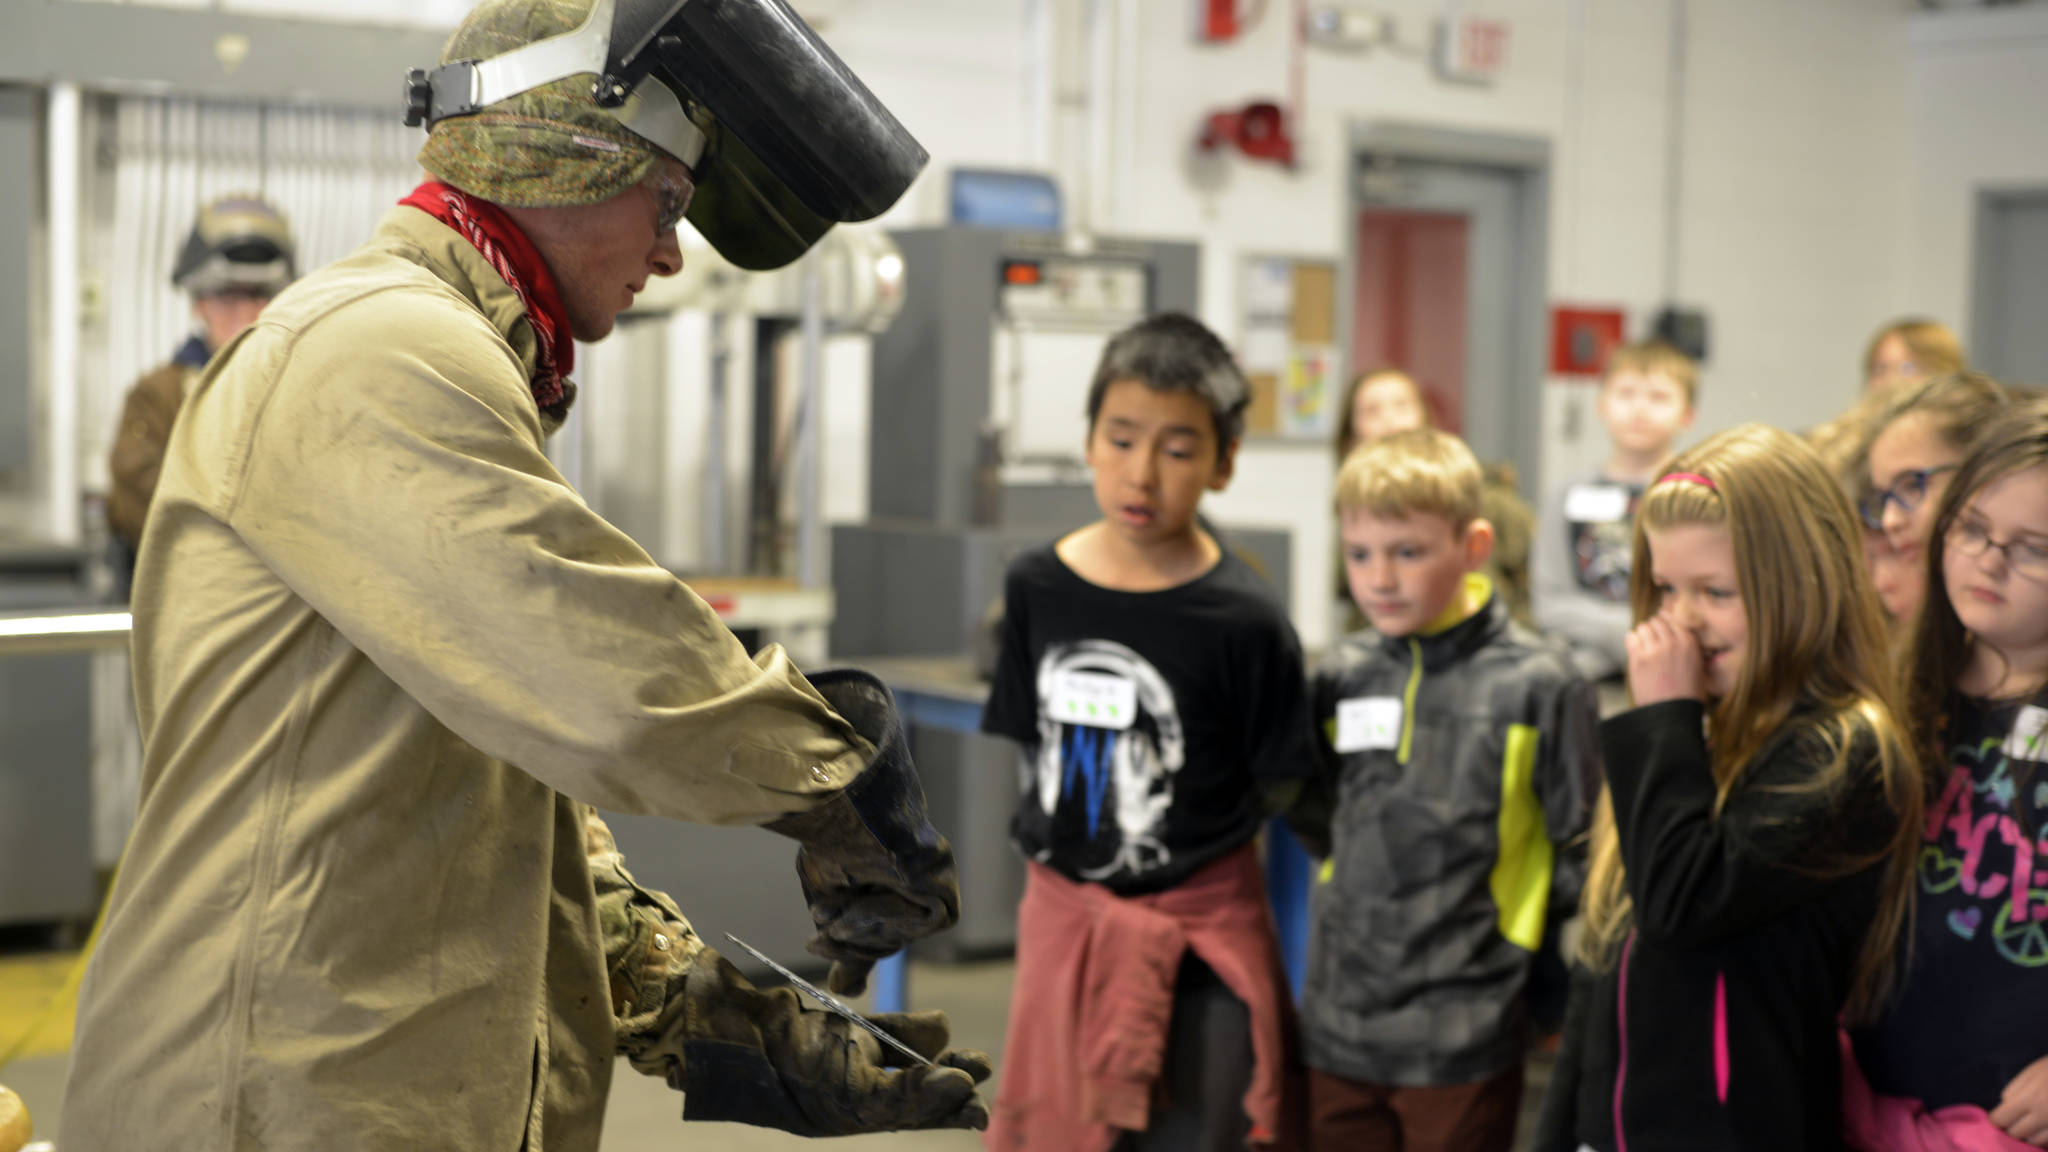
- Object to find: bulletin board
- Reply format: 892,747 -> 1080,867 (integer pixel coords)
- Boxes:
1239,254 -> 1340,440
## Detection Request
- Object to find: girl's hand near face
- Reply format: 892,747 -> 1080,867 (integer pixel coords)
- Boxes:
1626,615 -> 1705,706
1993,1055 -> 2048,1146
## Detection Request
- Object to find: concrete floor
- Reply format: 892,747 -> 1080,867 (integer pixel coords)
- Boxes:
0,954 -> 1554,1150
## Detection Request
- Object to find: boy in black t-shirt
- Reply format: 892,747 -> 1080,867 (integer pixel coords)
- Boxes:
982,313 -> 1313,1152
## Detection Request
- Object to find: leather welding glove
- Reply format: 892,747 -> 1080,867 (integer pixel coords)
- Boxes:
668,948 -> 992,1135
765,668 -> 959,995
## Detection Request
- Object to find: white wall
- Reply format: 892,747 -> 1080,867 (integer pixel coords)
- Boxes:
795,0 -> 1920,646
1906,5 -> 2048,348
1039,0 -> 1912,645
39,0 -> 1934,653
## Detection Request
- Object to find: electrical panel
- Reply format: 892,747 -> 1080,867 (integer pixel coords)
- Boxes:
997,258 -> 1150,328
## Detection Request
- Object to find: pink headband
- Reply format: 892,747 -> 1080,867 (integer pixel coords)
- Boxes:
1659,471 -> 1719,491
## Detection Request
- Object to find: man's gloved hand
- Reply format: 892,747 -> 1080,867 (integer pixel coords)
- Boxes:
766,669 -> 959,995
670,948 -> 991,1135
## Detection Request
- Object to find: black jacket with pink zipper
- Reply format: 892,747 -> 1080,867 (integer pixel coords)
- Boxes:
1535,699 -> 1896,1152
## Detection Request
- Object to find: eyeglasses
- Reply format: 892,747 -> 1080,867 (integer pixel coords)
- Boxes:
1948,516 -> 2048,580
1858,465 -> 1959,531
646,167 -> 694,236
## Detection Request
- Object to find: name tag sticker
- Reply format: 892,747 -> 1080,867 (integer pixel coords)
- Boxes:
1335,696 -> 1403,753
2006,705 -> 2048,762
1047,670 -> 1138,731
1564,483 -> 1631,524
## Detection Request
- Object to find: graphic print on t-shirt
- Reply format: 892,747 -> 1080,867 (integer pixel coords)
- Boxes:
1029,639 -> 1186,882
1920,708 -> 2048,968
1564,481 -> 1640,602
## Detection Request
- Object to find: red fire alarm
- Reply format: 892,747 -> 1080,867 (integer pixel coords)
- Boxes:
1199,0 -> 1239,41
1198,101 -> 1296,168
1550,305 -> 1626,376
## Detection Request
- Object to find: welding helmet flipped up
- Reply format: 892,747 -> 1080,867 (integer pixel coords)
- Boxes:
404,0 -> 928,271
171,195 -> 297,297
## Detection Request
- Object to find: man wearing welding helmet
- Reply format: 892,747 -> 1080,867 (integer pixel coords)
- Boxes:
106,194 -> 296,595
61,1 -> 983,1147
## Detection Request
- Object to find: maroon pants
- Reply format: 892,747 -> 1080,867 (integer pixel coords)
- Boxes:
1307,1063 -> 1522,1152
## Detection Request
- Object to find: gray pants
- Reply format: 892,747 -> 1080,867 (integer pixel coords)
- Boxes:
1115,952 -> 1254,1152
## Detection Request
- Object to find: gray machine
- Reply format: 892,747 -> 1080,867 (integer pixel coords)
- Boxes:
0,546 -> 98,933
831,227 -> 1291,960
836,227 -> 1213,660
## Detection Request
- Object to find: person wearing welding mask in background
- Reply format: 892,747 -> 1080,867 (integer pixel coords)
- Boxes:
60,1 -> 985,1147
106,194 -> 297,599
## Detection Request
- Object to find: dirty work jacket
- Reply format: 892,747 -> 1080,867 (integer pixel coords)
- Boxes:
61,205 -> 872,1152
1303,584 -> 1600,1086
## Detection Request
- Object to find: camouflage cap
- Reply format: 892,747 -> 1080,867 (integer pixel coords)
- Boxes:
417,0 -> 660,208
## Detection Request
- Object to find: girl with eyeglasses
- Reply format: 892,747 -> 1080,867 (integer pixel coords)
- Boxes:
1860,373 -> 2013,623
1848,397 -> 2048,1150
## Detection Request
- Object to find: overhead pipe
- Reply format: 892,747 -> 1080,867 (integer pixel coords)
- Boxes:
700,314 -> 732,572
1085,0 -> 1115,235
47,81 -> 82,545
794,254 -> 824,589
1663,0 -> 1690,301
1024,0 -> 1056,172
1114,0 -> 1139,233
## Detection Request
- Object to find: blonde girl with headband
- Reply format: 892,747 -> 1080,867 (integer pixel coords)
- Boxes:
1534,424 -> 1922,1152
1850,396 -> 2048,1148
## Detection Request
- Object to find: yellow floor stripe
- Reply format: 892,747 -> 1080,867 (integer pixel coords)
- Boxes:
0,953 -> 79,1062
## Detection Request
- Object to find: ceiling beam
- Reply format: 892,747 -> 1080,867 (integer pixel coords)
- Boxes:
0,1 -> 450,110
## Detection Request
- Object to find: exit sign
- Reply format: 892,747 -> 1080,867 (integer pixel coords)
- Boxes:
1437,16 -> 1510,85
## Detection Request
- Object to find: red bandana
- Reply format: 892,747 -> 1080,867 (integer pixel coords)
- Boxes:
399,181 -> 575,419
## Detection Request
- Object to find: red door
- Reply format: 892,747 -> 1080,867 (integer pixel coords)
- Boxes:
1351,209 -> 1469,434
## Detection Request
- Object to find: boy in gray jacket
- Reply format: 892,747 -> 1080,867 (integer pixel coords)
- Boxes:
1299,430 -> 1601,1152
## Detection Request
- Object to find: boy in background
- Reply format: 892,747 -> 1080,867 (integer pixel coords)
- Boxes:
1534,339 -> 1697,680
983,312 -> 1311,1152
1301,429 -> 1599,1152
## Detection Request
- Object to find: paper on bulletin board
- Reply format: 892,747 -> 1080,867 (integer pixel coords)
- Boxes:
1281,347 -> 1336,438
1243,257 -> 1295,330
1240,326 -> 1290,375
1239,253 -> 1339,440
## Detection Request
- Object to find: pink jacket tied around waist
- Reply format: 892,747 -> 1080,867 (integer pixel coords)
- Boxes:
986,842 -> 1303,1151
1840,1031 -> 2035,1152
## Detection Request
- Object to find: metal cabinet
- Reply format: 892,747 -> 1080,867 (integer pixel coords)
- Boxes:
0,546 -> 97,930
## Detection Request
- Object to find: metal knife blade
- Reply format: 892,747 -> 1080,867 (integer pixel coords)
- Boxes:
723,933 -> 935,1067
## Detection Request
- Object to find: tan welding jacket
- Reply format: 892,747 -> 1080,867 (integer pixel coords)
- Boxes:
61,207 -> 871,1151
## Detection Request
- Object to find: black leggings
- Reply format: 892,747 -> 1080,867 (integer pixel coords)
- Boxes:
1114,951 -> 1255,1152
